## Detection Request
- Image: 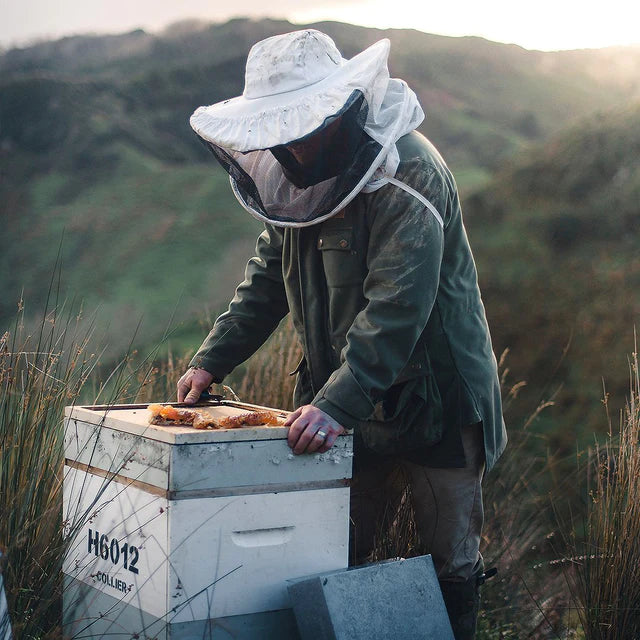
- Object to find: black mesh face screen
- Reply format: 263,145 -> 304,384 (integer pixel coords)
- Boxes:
270,92 -> 367,188
198,90 -> 384,226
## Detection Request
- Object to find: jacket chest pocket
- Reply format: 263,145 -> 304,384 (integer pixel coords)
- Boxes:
317,228 -> 363,287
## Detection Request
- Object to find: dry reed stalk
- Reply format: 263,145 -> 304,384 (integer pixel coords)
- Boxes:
366,465 -> 420,564
479,420 -> 569,639
477,356 -> 572,639
228,316 -> 302,410
127,351 -> 192,404
104,316 -> 302,409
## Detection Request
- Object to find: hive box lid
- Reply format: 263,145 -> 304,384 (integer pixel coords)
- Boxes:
65,401 -> 291,445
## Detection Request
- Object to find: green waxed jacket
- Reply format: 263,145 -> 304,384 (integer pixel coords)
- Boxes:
190,131 -> 506,471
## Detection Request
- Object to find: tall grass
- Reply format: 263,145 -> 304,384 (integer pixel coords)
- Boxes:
556,348 -> 640,639
475,352 -> 569,639
0,300 -> 100,639
2,292 -> 638,639
226,317 -> 301,411
123,316 -> 301,408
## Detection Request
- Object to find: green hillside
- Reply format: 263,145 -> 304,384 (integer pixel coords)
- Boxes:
0,141 -> 262,355
1,18 -> 639,437
466,104 -> 640,447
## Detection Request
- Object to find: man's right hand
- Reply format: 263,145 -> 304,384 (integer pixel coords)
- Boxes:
177,367 -> 216,404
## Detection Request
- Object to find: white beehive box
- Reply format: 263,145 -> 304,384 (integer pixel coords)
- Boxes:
62,401 -> 353,639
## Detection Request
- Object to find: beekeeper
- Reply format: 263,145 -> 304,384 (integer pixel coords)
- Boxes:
177,29 -> 506,639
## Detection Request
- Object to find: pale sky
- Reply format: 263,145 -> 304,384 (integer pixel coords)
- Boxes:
1,0 -> 639,51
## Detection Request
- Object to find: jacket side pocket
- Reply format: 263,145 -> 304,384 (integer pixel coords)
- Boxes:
358,372 -> 443,456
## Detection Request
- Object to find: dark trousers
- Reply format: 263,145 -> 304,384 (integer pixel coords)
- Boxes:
349,423 -> 485,582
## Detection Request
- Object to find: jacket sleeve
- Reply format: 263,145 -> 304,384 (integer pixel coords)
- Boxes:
311,161 -> 449,428
189,224 -> 290,380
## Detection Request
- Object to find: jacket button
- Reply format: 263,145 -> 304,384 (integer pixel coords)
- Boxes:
339,239 -> 348,248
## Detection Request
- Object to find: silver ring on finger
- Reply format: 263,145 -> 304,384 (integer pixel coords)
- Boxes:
316,430 -> 328,439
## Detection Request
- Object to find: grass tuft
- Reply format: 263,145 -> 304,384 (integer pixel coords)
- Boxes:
0,298 -> 101,639
556,346 -> 640,639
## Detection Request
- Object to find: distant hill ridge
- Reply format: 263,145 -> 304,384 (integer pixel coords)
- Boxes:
2,17 -> 640,172
3,17 -> 640,88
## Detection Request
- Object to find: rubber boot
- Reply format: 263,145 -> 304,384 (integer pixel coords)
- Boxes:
439,570 -> 483,640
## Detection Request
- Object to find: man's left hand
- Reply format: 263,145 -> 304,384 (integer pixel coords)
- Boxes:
285,405 -> 345,454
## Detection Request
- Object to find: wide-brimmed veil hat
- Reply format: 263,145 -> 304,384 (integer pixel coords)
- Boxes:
191,29 -> 424,227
